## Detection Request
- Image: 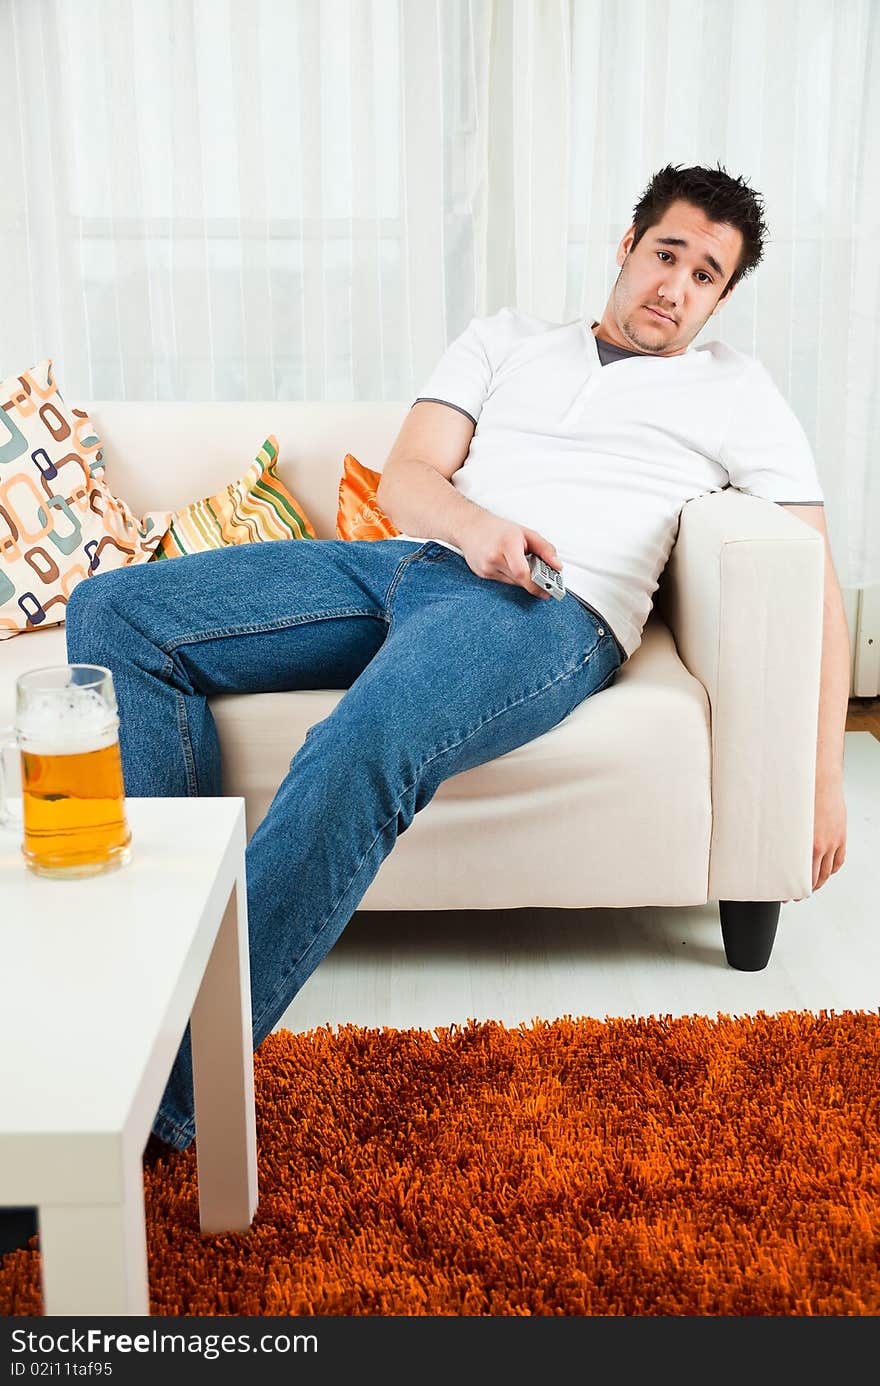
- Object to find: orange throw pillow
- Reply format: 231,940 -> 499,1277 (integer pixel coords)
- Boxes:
335,454 -> 400,541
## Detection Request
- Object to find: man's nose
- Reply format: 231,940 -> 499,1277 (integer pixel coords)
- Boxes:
658,274 -> 688,305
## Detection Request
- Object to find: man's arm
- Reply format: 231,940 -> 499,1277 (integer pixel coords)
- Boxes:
780,505 -> 850,782
780,504 -> 850,890
376,401 -> 485,546
378,401 -> 563,598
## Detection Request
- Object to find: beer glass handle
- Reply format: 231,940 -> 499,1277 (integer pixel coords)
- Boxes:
0,728 -> 24,829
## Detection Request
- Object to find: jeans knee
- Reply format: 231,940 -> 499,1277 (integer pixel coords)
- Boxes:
65,569 -> 128,647
65,574 -> 97,640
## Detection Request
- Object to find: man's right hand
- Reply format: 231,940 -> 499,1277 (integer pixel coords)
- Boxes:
458,513 -> 563,599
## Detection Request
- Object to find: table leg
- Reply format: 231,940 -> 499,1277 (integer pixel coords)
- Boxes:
38,1170 -> 149,1316
190,865 -> 258,1234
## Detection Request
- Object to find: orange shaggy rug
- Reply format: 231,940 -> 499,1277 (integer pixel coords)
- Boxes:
2,1009 -> 878,1316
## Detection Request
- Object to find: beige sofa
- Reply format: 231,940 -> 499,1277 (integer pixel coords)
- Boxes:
1,402 -> 826,970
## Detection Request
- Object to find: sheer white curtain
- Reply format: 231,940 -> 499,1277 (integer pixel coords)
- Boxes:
1,0 -> 877,587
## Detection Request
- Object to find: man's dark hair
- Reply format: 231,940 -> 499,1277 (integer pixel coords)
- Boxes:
628,162 -> 769,298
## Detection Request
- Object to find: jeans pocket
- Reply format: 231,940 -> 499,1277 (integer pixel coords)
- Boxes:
556,649 -> 619,728
591,663 -> 620,697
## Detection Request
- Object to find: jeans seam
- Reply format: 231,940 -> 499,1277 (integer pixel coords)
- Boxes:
252,638 -> 610,1036
174,688 -> 200,797
383,543 -> 432,638
159,652 -> 200,798
158,608 -> 386,655
152,1107 -> 194,1147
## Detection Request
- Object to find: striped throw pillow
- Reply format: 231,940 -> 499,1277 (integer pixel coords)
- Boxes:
151,437 -> 317,560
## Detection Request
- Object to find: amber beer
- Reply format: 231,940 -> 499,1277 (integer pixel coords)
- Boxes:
1,665 -> 132,878
21,733 -> 131,877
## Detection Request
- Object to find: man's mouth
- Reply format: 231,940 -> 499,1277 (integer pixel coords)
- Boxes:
645,306 -> 674,323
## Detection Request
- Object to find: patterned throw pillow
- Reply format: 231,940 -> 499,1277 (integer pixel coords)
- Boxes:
335,453 -> 400,540
150,436 -> 317,560
0,360 -> 172,639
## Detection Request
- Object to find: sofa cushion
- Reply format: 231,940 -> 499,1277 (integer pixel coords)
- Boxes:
336,454 -> 400,540
0,621 -> 70,724
0,363 -> 170,640
84,402 -> 414,540
152,436 -> 318,559
211,614 -> 711,908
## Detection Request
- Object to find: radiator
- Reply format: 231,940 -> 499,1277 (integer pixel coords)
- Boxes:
852,586 -> 880,697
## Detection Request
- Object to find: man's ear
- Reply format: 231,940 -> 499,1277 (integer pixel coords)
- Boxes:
710,282 -> 736,317
617,223 -> 637,268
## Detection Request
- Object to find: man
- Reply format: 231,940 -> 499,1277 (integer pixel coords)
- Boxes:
63,162 -> 848,1161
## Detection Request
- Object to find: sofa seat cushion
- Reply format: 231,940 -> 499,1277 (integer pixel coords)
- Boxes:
212,613 -> 712,909
1,623 -> 70,723
3,612 -> 711,907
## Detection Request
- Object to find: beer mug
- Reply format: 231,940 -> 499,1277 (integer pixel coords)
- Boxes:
0,664 -> 132,878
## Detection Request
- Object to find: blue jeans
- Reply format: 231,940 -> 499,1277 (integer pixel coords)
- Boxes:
65,539 -> 622,1149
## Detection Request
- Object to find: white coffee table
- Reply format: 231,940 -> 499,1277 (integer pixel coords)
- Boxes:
0,796 -> 258,1316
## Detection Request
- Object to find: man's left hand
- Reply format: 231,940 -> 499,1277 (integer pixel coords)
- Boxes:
783,776 -> 847,902
811,776 -> 847,891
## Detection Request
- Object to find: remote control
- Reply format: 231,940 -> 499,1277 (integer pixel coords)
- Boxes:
528,553 -> 566,600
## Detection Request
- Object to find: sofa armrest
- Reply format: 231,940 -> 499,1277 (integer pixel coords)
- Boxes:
657,489 -> 824,902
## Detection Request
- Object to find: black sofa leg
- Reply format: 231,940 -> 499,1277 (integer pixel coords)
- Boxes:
0,1206 -> 38,1256
718,901 -> 781,971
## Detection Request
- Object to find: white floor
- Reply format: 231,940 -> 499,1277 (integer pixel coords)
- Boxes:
275,730 -> 880,1036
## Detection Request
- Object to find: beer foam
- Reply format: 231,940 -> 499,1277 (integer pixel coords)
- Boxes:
17,687 -> 119,755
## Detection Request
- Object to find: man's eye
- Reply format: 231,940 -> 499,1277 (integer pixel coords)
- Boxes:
656,251 -> 711,284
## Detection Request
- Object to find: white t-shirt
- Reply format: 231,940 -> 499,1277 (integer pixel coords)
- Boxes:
394,307 -> 824,662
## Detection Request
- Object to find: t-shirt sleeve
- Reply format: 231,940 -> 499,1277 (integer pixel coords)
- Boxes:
719,359 -> 825,505
412,310 -> 511,427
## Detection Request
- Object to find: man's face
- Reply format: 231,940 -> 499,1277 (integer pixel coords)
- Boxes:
594,199 -> 743,356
